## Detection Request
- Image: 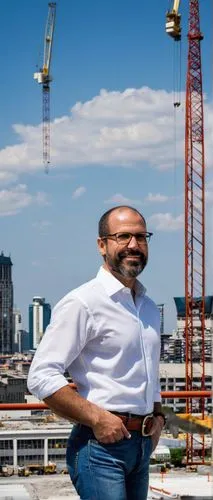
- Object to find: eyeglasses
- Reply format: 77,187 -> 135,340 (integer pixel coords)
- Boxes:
101,232 -> 153,245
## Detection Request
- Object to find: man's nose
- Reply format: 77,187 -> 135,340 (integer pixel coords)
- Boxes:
127,235 -> 140,248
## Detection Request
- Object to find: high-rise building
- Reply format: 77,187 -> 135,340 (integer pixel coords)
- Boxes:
0,252 -> 13,354
13,308 -> 22,353
29,297 -> 51,350
19,329 -> 30,352
157,303 -> 164,335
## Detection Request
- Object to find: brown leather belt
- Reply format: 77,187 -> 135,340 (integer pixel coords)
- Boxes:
113,412 -> 154,436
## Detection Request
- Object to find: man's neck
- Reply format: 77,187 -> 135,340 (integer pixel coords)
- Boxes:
103,263 -> 136,291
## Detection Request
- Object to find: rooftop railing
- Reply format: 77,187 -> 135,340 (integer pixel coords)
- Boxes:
0,389 -> 211,411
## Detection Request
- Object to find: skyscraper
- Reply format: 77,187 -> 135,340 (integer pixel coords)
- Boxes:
29,297 -> 51,350
13,308 -> 22,353
0,252 -> 13,354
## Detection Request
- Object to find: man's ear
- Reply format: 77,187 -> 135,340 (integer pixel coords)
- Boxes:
97,237 -> 107,257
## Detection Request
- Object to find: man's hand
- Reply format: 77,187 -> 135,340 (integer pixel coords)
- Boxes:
149,415 -> 164,452
92,411 -> 131,443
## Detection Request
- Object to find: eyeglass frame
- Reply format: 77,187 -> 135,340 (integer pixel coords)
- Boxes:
101,231 -> 153,245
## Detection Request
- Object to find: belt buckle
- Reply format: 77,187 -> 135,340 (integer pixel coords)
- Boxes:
141,414 -> 153,436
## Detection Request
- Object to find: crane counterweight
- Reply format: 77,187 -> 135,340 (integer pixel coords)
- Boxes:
166,0 -> 181,40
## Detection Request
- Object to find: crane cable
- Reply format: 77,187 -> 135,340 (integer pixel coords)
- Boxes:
173,37 -> 182,107
172,37 -> 182,212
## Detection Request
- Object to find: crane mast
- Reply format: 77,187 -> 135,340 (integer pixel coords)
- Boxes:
185,0 -> 205,465
34,2 -> 56,171
166,0 -> 206,465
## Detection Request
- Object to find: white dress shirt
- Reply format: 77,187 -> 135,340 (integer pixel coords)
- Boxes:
27,266 -> 161,415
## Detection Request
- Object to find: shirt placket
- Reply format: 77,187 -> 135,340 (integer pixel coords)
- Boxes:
122,290 -> 149,410
136,296 -> 149,408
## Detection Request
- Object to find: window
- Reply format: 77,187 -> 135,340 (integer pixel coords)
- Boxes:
0,440 -> 13,450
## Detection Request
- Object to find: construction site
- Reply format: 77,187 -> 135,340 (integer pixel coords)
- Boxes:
0,0 -> 212,498
0,409 -> 212,499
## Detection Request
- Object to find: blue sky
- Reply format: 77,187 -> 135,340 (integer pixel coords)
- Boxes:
0,0 -> 212,332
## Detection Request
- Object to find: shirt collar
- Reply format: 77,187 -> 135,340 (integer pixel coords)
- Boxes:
96,266 -> 146,298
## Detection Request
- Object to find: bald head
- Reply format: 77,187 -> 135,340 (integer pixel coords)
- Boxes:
98,206 -> 146,238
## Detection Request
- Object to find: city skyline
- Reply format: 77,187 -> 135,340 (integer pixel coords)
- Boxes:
0,1 -> 212,333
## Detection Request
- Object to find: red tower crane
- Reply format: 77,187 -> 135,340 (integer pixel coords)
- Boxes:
184,0 -> 206,465
166,0 -> 206,465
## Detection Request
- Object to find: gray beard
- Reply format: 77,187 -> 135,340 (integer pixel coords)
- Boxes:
115,261 -> 144,278
106,254 -> 146,279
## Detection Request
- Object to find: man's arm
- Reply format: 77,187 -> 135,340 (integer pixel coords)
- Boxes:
27,296 -> 130,444
154,401 -> 165,422
44,385 -> 131,444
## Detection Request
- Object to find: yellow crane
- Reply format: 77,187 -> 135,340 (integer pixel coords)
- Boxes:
34,2 -> 56,172
166,0 -> 182,107
166,0 -> 181,40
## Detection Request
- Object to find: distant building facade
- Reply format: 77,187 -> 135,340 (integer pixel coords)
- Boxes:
13,309 -> 22,353
29,297 -> 51,350
157,303 -> 164,335
157,303 -> 172,362
172,296 -> 213,362
19,330 -> 30,353
159,297 -> 213,363
0,253 -> 13,354
160,362 -> 212,413
0,373 -> 27,404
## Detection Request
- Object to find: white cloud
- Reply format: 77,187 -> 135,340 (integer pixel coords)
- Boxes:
1,87 -> 212,184
0,171 -> 18,185
148,212 -> 184,231
72,186 -> 86,199
145,192 -> 169,203
0,184 -> 49,216
105,193 -> 142,205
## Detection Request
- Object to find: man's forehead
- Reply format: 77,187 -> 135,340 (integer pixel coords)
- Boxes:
108,209 -> 146,228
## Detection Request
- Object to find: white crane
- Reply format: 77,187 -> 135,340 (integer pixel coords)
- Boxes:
34,2 -> 56,172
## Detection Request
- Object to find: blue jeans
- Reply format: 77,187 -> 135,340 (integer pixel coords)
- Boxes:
66,424 -> 152,500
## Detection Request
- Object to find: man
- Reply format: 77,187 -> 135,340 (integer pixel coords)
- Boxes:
27,205 -> 165,500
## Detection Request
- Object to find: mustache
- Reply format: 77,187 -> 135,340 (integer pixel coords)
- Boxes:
118,249 -> 145,259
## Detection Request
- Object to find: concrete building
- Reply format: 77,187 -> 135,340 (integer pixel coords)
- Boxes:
29,297 -> 51,350
0,373 -> 27,403
0,253 -> 13,354
160,362 -> 212,412
0,416 -> 211,469
0,425 -> 70,467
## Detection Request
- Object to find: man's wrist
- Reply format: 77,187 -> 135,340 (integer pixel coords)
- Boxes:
153,411 -> 166,427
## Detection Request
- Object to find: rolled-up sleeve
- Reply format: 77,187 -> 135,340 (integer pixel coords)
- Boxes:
27,295 -> 93,400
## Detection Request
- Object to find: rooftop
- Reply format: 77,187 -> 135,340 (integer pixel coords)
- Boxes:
0,252 -> 12,266
174,296 -> 213,317
0,472 -> 212,499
